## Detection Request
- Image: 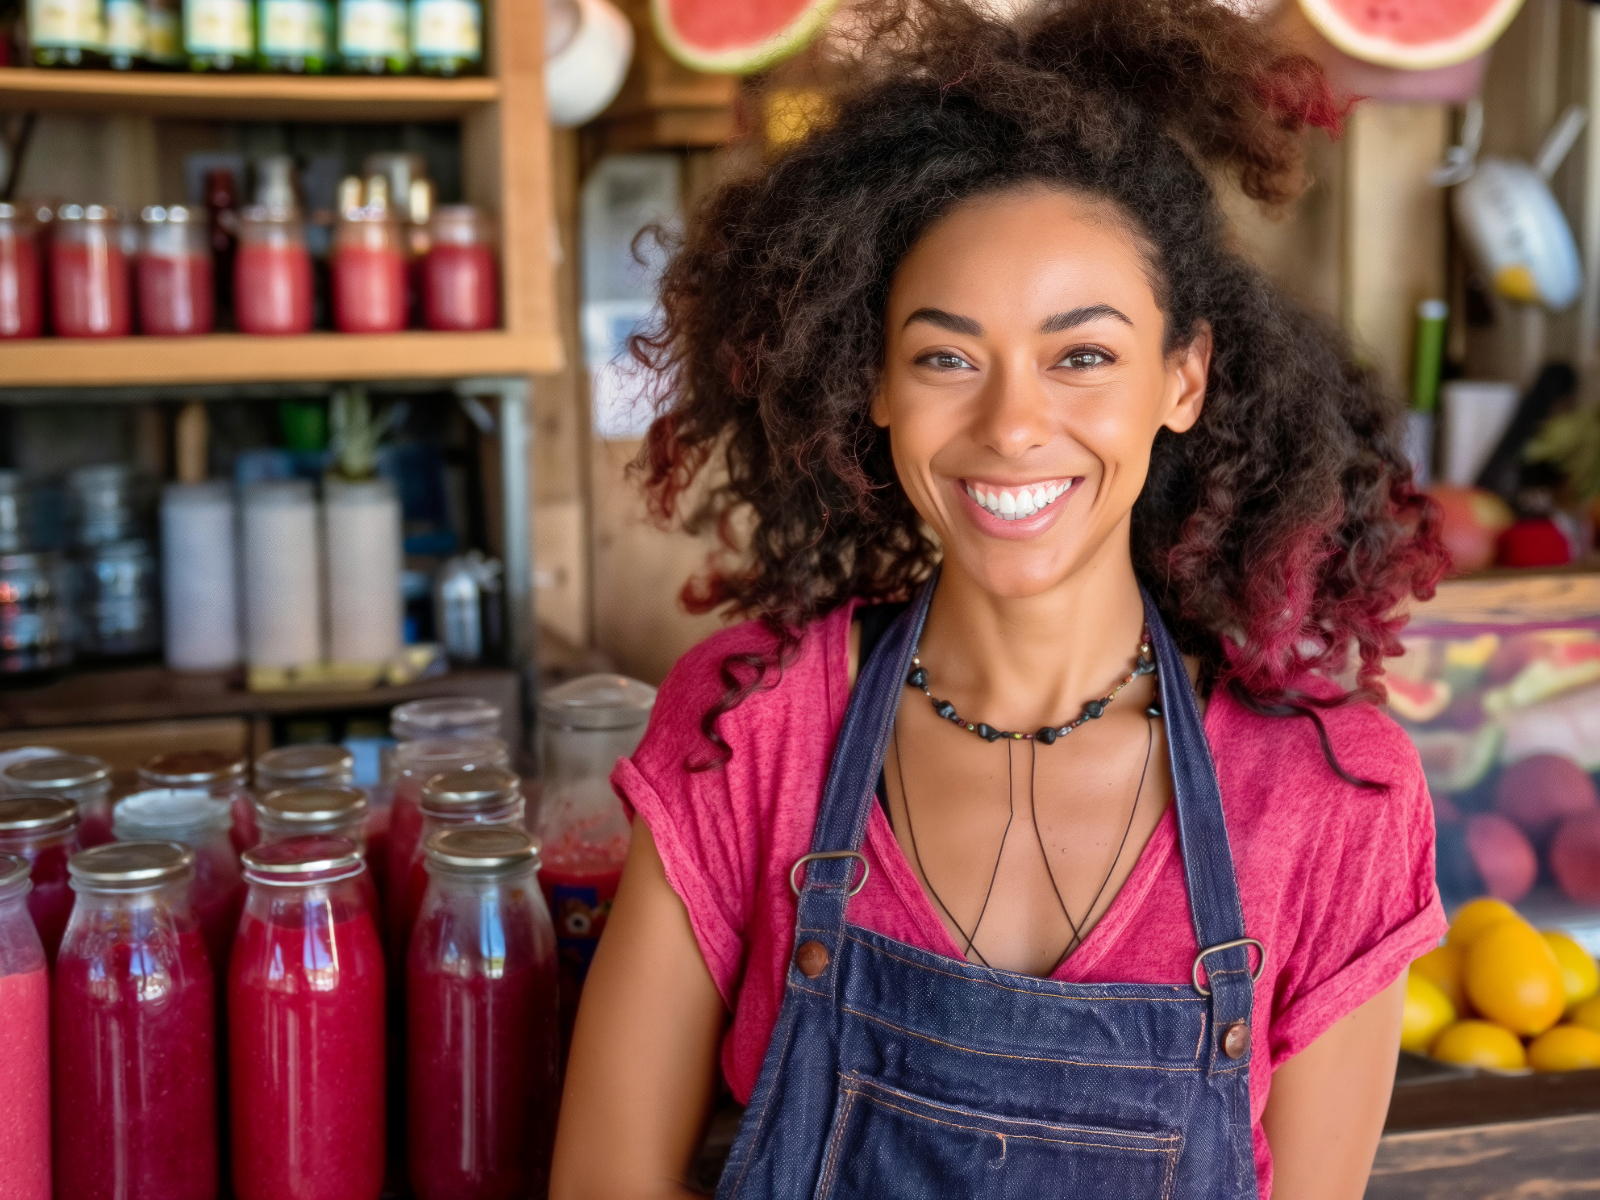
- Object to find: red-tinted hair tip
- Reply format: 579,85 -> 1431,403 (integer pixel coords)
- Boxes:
1258,54 -> 1350,137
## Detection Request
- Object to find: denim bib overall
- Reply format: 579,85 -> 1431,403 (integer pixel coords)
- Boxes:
716,577 -> 1264,1199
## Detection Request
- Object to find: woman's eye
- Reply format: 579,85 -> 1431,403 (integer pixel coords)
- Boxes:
918,352 -> 974,370
1059,349 -> 1110,369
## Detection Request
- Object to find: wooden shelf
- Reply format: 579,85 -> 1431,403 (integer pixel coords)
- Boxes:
0,330 -> 562,388
0,66 -> 499,121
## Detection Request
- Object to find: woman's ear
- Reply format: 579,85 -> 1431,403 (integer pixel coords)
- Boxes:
870,387 -> 891,429
1162,323 -> 1211,435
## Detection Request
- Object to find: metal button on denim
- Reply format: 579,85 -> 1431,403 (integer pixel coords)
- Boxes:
1223,1020 -> 1250,1059
795,940 -> 830,977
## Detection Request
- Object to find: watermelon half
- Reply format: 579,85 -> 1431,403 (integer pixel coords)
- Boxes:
652,0 -> 840,74
1297,0 -> 1526,71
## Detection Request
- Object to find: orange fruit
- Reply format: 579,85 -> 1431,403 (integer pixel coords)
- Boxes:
1570,995 -> 1600,1034
1541,931 -> 1600,1010
1430,1020 -> 1528,1070
1464,919 -> 1566,1036
1447,897 -> 1522,948
1411,944 -> 1468,1015
1401,972 -> 1456,1054
1528,1024 -> 1600,1072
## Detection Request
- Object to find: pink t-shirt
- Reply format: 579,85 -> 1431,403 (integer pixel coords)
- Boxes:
613,602 -> 1447,1196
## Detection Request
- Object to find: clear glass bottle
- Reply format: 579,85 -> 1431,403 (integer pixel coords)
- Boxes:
53,842 -> 218,1200
0,754 -> 113,847
407,827 -> 557,1200
0,852 -> 50,1200
233,206 -> 313,334
0,796 -> 80,963
27,0 -> 106,66
254,784 -> 382,919
50,205 -> 132,338
139,750 -> 252,852
0,204 -> 44,339
114,789 -> 244,976
422,205 -> 497,331
185,0 -> 254,69
410,0 -> 480,76
391,695 -> 502,742
256,0 -> 330,71
231,836 -> 385,1200
104,0 -> 146,68
337,0 -> 407,73
143,0 -> 184,65
137,205 -> 214,335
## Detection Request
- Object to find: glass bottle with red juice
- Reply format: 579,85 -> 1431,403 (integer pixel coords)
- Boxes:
1,754 -> 113,846
254,784 -> 382,926
53,841 -> 218,1200
332,188 -> 407,334
252,743 -> 354,854
139,750 -> 253,856
230,836 -> 385,1200
234,205 -> 314,335
423,205 -> 499,331
0,852 -> 51,1200
137,206 -> 214,335
408,827 -> 558,1200
0,203 -> 44,338
50,205 -> 132,338
536,674 -> 656,1047
0,796 -> 80,963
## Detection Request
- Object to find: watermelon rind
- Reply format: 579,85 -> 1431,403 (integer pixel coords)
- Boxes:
651,0 -> 842,75
1297,0 -> 1526,70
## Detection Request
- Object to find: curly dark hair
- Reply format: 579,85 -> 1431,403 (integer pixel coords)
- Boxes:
632,0 -> 1447,769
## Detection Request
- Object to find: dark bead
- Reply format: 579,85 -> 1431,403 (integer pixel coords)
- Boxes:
907,667 -> 928,688
1146,703 -> 1163,718
1084,699 -> 1106,719
976,723 -> 1001,742
1135,655 -> 1156,676
933,700 -> 956,720
1036,726 -> 1058,745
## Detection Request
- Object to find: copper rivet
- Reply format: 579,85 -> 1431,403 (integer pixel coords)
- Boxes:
795,940 -> 830,978
1223,1020 -> 1250,1060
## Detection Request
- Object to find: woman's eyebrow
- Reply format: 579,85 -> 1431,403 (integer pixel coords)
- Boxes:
903,307 -> 984,335
1040,304 -> 1133,333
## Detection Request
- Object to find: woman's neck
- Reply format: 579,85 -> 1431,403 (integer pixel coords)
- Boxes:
916,543 -> 1149,734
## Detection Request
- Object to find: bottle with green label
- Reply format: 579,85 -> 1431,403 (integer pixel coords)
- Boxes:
27,0 -> 107,67
186,0 -> 254,70
257,0 -> 329,71
143,0 -> 184,66
338,0 -> 407,73
103,0 -> 145,69
411,0 -> 479,76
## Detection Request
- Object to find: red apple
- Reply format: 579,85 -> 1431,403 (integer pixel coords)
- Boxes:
1550,811 -> 1600,904
1493,754 -> 1600,841
1464,813 -> 1538,902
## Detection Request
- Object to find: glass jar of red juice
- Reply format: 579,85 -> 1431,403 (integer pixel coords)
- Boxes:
231,836 -> 385,1200
50,205 -> 132,338
0,853 -> 51,1200
137,206 -> 215,336
422,205 -> 498,331
253,743 -> 354,853
332,206 -> 407,333
408,827 -> 558,1200
386,735 -> 507,940
140,750 -> 253,854
0,204 -> 44,338
255,785 -> 382,923
114,789 -> 244,976
234,206 -> 314,335
53,841 -> 218,1200
1,754 -> 113,846
0,796 -> 80,962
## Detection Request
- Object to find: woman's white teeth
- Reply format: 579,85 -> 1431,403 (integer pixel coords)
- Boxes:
964,481 -> 1070,520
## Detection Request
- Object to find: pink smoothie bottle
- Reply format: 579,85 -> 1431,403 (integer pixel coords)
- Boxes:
49,205 -> 132,338
0,852 -> 51,1200
253,784 -> 382,929
332,202 -> 407,333
136,206 -> 215,335
230,836 -> 385,1200
0,203 -> 44,339
408,827 -> 558,1200
0,797 -> 80,964
252,744 -> 355,858
233,206 -> 314,335
138,751 -> 252,857
421,205 -> 498,331
0,754 -> 114,848
53,841 -> 218,1200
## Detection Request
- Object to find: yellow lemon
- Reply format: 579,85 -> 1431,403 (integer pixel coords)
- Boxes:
1411,944 -> 1468,1015
1528,1024 -> 1600,1072
1464,919 -> 1566,1036
1570,995 -> 1600,1034
1447,897 -> 1523,948
1541,931 -> 1600,1010
1401,972 -> 1456,1054
1430,1020 -> 1528,1070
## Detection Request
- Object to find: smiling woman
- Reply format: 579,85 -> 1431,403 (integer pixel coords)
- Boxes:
551,2 -> 1450,1199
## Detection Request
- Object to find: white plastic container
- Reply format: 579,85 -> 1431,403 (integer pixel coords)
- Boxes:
242,479 -> 322,669
161,481 -> 240,671
323,477 -> 401,664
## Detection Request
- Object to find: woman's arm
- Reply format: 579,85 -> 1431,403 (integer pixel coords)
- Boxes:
1262,973 -> 1405,1200
550,822 -> 728,1200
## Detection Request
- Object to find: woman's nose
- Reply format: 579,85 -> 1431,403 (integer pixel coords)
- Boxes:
974,363 -> 1052,457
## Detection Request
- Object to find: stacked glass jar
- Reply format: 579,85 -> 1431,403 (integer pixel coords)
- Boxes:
0,754 -> 114,847
0,796 -> 81,962
252,743 -> 355,852
254,784 -> 383,927
139,750 -> 253,854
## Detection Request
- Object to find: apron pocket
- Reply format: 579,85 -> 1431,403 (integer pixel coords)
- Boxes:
815,1075 -> 1183,1200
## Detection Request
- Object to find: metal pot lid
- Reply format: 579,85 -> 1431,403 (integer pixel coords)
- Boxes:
241,834 -> 363,882
140,750 -> 247,785
255,744 -> 355,784
113,789 -> 232,835
538,673 -> 657,730
2,754 -> 111,790
70,841 -> 193,887
257,785 -> 369,823
425,826 -> 537,871
0,796 -> 78,835
0,851 -> 30,892
421,766 -> 520,811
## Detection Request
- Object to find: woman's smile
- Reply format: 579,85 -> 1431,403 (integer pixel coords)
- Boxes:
957,475 -> 1081,538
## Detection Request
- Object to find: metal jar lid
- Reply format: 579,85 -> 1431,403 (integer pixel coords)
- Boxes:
113,789 -> 232,837
2,754 -> 111,791
241,834 -> 363,884
255,744 -> 355,786
140,204 -> 202,224
140,750 -> 247,787
0,851 -> 30,893
421,766 -> 520,813
0,796 -> 78,836
70,841 -> 194,889
257,785 -> 369,825
538,673 -> 657,731
391,696 -> 501,739
425,826 -> 538,872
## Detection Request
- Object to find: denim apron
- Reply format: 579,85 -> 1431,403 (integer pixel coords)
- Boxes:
716,576 -> 1264,1199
